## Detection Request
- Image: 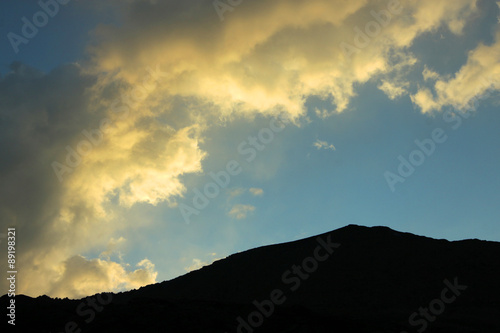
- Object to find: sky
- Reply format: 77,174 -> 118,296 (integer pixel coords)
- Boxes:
0,0 -> 499,299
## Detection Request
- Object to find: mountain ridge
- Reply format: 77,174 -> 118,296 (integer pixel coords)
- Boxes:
3,224 -> 500,332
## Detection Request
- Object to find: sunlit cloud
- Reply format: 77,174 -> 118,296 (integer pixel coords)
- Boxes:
314,140 -> 336,151
49,256 -> 157,299
184,258 -> 208,272
228,204 -> 256,220
378,80 -> 409,100
412,31 -> 500,113
249,188 -> 264,196
184,253 -> 221,272
228,188 -> 246,199
422,66 -> 440,82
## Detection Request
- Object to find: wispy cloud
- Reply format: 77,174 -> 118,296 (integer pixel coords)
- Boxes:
411,31 -> 500,113
249,188 -> 264,196
313,140 -> 336,151
378,80 -> 409,100
228,188 -> 245,199
228,204 -> 256,220
314,108 -> 335,119
184,253 -> 220,272
49,256 -> 157,299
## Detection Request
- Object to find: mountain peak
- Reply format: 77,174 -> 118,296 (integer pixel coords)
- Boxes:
4,225 -> 500,332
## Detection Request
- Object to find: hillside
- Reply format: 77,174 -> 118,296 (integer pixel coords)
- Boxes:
3,225 -> 500,332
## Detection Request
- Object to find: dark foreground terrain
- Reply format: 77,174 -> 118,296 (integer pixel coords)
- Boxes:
2,225 -> 500,332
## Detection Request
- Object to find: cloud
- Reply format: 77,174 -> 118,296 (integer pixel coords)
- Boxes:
87,0 -> 482,119
99,237 -> 126,261
229,187 -> 264,198
48,256 -> 157,299
0,62 -> 202,298
184,253 -> 220,272
228,188 -> 245,199
410,87 -> 441,114
378,80 -> 409,100
412,30 -> 500,113
314,107 -> 334,119
422,66 -> 441,82
184,258 -> 208,272
228,204 -> 256,219
249,188 -> 264,196
313,140 -> 336,151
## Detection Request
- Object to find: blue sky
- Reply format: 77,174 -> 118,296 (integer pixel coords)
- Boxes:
0,1 -> 108,72
0,0 -> 499,299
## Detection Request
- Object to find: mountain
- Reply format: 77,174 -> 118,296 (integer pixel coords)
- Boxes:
3,225 -> 500,332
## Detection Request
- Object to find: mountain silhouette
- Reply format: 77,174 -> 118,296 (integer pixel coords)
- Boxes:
2,225 -> 500,332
